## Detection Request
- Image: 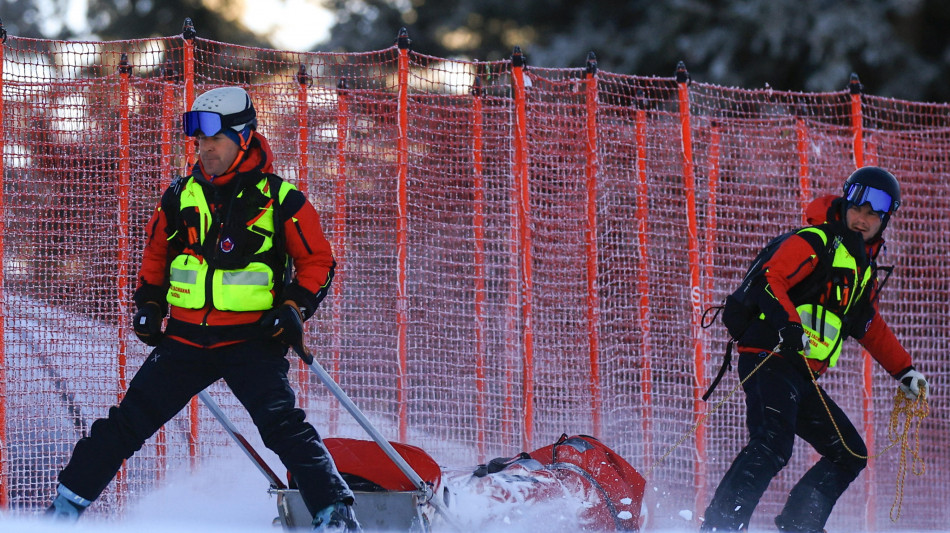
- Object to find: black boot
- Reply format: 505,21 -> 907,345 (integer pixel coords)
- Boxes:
311,501 -> 361,532
774,482 -> 834,533
701,441 -> 786,532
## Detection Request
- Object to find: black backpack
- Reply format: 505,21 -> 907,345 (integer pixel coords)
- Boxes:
701,226 -> 835,400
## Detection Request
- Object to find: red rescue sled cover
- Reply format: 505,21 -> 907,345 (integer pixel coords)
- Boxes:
324,437 -> 442,492
445,433 -> 646,531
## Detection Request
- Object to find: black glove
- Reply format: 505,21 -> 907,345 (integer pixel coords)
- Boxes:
262,300 -> 304,347
777,322 -> 806,357
133,301 -> 164,346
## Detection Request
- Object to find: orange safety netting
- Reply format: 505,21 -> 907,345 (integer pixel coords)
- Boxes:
0,33 -> 947,531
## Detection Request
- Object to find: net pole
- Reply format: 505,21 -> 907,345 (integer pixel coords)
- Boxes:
471,78 -> 488,462
182,26 -> 200,467
396,34 -> 410,443
0,31 -> 8,510
584,62 -> 603,438
797,117 -> 812,224
676,63 -> 707,513
851,76 -> 864,169
156,73 -> 176,478
702,125 -> 721,359
296,66 -> 312,409
330,78 -> 350,437
850,76 -> 878,532
635,105 -> 653,466
116,53 -> 133,504
512,48 -> 535,451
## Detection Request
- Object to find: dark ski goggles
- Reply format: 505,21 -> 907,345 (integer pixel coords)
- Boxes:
845,183 -> 895,214
182,108 -> 255,137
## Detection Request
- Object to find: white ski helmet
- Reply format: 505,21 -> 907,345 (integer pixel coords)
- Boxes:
183,86 -> 257,145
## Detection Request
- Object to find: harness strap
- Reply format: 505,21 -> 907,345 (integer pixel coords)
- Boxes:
473,452 -> 532,478
702,339 -> 734,402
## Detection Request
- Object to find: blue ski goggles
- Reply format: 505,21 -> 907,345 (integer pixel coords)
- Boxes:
845,183 -> 896,214
182,108 -> 255,137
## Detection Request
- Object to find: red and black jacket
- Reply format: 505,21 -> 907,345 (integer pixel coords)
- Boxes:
739,194 -> 912,377
134,132 -> 335,348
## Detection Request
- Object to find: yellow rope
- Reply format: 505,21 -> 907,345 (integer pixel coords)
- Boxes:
646,352 -> 774,478
887,386 -> 929,522
797,355 -> 929,523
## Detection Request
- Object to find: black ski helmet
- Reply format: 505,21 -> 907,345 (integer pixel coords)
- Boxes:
841,166 -> 901,235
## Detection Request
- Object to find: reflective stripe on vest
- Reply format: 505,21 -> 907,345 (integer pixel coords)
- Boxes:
166,176 -> 296,312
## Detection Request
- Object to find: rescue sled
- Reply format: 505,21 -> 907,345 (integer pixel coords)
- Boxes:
271,434 -> 647,532
201,345 -> 455,531
270,437 -> 442,531
201,342 -> 647,531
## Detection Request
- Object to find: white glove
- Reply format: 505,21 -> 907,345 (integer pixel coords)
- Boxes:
897,368 -> 928,400
801,331 -> 811,357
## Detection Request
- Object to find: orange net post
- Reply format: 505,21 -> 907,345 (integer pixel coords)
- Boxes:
0,22 -> 8,510
328,77 -> 349,437
583,53 -> 603,439
677,62 -> 708,510
180,20 -> 201,470
295,65 -> 312,409
634,102 -> 653,468
395,30 -> 411,444
114,51 -> 132,504
471,74 -> 488,462
511,47 -> 535,451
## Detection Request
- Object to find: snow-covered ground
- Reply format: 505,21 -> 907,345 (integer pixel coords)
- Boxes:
0,452 -> 943,533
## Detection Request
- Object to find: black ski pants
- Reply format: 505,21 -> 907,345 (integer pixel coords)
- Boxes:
701,350 -> 867,532
58,337 -> 353,516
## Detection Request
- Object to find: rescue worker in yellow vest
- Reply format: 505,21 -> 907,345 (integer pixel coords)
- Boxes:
700,167 -> 928,532
49,86 -> 361,532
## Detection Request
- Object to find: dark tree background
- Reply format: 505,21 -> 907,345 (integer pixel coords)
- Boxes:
7,0 -> 950,102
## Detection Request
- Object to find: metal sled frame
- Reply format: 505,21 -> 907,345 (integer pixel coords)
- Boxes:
270,486 -> 431,531
198,343 -> 455,531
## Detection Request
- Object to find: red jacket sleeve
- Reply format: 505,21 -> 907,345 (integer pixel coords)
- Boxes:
137,202 -> 172,290
857,308 -> 913,377
759,234 -> 820,329
282,193 -> 335,298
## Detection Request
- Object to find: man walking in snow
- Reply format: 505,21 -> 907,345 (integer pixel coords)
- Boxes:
48,86 -> 361,532
700,167 -> 928,532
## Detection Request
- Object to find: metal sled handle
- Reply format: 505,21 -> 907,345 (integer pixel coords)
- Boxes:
291,343 -> 429,496
292,342 -> 463,531
197,389 -> 287,489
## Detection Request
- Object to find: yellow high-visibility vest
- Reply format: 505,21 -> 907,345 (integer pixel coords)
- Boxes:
794,227 -> 873,367
166,175 -> 295,312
